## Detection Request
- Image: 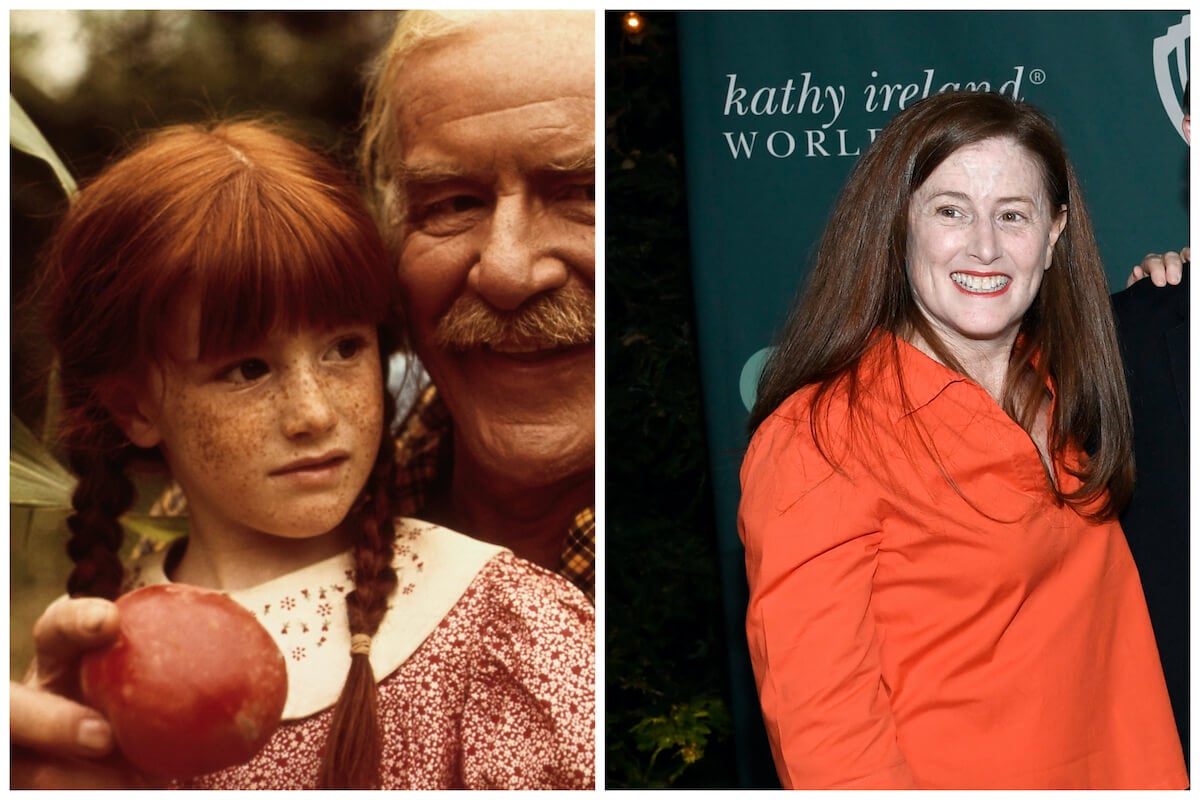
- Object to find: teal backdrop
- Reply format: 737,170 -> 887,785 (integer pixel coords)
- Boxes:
676,10 -> 1190,785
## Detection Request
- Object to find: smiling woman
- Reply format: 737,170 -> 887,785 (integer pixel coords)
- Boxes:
737,91 -> 1185,789
904,136 -> 1067,401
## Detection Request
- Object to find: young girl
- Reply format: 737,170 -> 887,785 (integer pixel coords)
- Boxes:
34,120 -> 595,789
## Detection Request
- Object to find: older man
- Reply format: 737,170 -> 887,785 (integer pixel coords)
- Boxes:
361,10 -> 595,601
11,10 -> 595,787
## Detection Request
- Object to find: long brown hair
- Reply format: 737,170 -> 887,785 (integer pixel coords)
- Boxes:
42,119 -> 401,787
749,91 -> 1132,519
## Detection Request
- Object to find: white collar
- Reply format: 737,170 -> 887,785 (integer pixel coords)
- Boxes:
126,518 -> 504,720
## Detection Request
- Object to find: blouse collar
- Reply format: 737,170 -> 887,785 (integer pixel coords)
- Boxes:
126,518 -> 504,720
868,333 -> 1054,423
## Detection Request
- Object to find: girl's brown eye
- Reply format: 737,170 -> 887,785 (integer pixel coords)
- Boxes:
221,359 -> 269,384
333,337 -> 366,361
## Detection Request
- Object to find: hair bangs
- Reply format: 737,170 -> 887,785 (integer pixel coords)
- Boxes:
179,147 -> 394,362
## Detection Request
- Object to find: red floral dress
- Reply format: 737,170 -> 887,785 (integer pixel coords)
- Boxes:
125,519 -> 595,789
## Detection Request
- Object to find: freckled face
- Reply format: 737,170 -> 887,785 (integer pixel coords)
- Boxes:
390,13 -> 595,490
133,312 -> 383,545
907,136 -> 1067,353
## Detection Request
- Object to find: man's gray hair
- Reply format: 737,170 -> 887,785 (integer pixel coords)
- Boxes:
358,10 -> 591,255
360,10 -> 483,254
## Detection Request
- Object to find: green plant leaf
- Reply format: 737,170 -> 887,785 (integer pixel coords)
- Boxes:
11,98 -> 72,445
626,697 -> 732,786
11,413 -> 188,547
121,514 -> 189,545
10,94 -> 78,198
10,413 -> 75,508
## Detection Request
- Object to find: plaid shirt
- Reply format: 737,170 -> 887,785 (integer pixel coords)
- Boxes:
395,384 -> 595,604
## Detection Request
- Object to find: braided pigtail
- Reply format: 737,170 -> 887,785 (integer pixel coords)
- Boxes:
64,446 -> 134,601
318,348 -> 401,789
57,386 -> 139,601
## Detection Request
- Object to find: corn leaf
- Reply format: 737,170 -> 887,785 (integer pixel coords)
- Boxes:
10,94 -> 77,198
121,514 -> 188,545
10,414 -> 75,508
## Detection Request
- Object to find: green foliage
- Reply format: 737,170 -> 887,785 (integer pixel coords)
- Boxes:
605,12 -> 737,788
10,94 -> 72,445
10,414 -> 74,510
10,394 -> 188,550
629,698 -> 733,787
10,94 -> 77,197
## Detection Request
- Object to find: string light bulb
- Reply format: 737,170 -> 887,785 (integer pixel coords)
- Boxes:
623,12 -> 644,37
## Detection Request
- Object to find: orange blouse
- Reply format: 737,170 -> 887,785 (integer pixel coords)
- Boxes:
738,334 -> 1186,789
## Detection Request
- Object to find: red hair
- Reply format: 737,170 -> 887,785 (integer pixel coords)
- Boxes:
44,119 -> 400,787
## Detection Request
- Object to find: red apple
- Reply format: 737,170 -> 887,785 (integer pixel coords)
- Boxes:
80,583 -> 288,781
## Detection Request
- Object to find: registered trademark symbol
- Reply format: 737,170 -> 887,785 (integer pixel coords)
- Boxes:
1030,68 -> 1046,85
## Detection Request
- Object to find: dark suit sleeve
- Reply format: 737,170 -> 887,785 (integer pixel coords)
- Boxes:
1110,266 -> 1189,762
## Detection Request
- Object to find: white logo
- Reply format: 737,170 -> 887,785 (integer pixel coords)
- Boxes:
1154,13 -> 1190,142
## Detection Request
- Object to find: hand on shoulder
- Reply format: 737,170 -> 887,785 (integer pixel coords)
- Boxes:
1125,247 -> 1190,287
